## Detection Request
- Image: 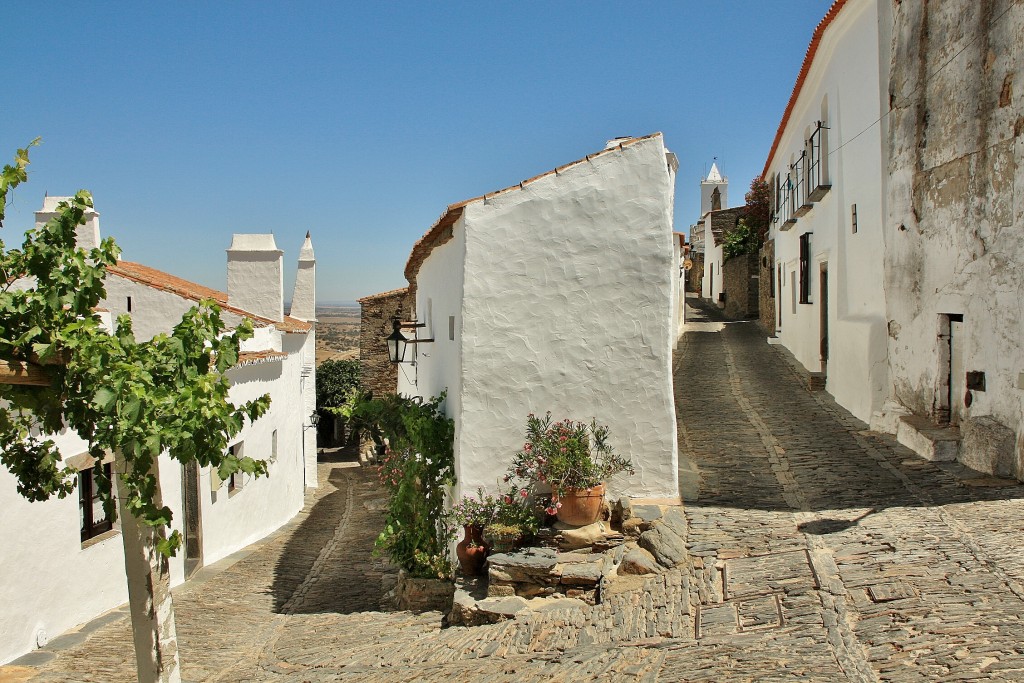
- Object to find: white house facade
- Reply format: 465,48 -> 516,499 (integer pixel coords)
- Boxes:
0,199 -> 316,665
399,134 -> 681,503
763,0 -> 893,424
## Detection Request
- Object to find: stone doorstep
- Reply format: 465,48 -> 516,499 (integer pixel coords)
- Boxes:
897,415 -> 961,462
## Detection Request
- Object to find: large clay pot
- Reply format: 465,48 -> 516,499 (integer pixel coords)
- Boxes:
455,525 -> 489,576
554,483 -> 606,526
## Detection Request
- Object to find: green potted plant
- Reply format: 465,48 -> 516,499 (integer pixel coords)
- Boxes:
483,522 -> 522,554
506,412 -> 634,526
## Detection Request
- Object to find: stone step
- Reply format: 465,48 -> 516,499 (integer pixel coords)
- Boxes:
896,414 -> 961,462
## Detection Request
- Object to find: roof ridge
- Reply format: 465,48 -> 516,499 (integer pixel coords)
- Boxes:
404,133 -> 664,285
108,260 -> 311,333
761,0 -> 850,179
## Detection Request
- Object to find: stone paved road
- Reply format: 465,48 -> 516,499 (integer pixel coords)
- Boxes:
6,297 -> 1024,682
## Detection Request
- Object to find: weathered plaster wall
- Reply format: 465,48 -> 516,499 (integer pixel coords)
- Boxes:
451,136 -> 679,500
885,0 -> 1024,475
722,252 -> 759,320
359,288 -> 411,397
766,0 -> 891,423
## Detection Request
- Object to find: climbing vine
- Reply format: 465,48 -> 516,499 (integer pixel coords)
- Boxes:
339,391 -> 455,577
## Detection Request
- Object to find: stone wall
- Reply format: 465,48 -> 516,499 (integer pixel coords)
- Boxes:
759,240 -> 776,334
687,253 -> 704,294
358,288 -> 411,398
722,252 -> 759,319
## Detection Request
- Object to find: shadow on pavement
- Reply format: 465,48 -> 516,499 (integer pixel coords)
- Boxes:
270,462 -> 394,615
677,295 -> 1024,519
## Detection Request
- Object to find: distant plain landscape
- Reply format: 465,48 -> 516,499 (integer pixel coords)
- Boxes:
315,305 -> 359,365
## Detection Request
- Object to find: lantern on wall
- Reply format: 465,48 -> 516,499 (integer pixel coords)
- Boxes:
386,317 -> 432,364
386,318 -> 409,364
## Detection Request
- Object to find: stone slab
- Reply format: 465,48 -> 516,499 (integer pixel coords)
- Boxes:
638,525 -> 688,568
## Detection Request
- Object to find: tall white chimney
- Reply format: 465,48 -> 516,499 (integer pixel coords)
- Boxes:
226,234 -> 284,322
288,231 -> 316,322
35,196 -> 101,251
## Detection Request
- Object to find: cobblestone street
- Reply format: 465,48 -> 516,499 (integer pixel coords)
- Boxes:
6,298 -> 1024,681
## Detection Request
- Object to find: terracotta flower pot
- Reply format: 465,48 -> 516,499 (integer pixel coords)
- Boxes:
455,524 -> 489,576
554,483 -> 606,526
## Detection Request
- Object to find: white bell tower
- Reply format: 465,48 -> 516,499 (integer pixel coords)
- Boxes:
700,162 -> 728,214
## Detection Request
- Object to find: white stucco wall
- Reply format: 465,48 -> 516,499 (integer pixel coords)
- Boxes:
766,0 -> 891,423
289,234 -> 316,322
397,218 -> 466,493
700,216 -> 725,304
0,430 -> 126,665
227,235 -> 285,323
438,135 -> 679,501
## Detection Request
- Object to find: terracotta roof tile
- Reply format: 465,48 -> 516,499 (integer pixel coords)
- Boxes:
762,0 -> 850,179
404,133 -> 665,287
108,260 -> 312,333
234,350 -> 288,367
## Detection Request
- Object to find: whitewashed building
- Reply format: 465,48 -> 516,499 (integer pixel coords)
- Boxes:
696,164 -> 731,302
398,134 -> 681,503
0,198 -> 317,665
762,0 -> 893,424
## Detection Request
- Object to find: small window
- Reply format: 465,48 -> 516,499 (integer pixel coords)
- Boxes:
798,233 -> 812,304
449,316 -> 455,341
271,430 -> 278,461
227,443 -> 244,493
80,462 -> 116,543
851,204 -> 858,234
126,296 -> 132,313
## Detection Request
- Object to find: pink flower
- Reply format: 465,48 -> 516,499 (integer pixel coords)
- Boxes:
524,443 -> 533,452
556,502 -> 562,509
503,495 -> 512,505
519,489 -> 528,498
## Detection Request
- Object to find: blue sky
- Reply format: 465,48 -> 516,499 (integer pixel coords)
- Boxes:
1,2 -> 830,304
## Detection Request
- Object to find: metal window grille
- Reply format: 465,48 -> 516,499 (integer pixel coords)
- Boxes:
80,462 -> 115,542
799,232 -> 812,304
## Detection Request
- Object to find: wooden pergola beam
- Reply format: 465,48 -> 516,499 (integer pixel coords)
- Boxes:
0,360 -> 51,386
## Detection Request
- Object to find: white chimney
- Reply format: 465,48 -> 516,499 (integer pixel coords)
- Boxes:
288,231 -> 316,322
35,196 -> 101,251
226,234 -> 284,322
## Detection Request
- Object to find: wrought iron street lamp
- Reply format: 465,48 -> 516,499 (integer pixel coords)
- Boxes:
386,317 -> 433,364
386,318 -> 409,364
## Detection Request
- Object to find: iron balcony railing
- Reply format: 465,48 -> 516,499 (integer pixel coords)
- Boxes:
806,121 -> 831,201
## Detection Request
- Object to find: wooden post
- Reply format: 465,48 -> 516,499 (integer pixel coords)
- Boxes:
0,360 -> 50,386
115,451 -> 182,683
